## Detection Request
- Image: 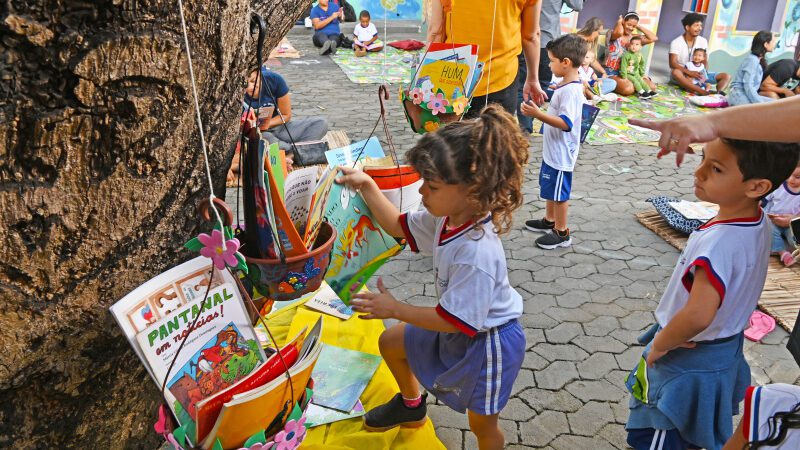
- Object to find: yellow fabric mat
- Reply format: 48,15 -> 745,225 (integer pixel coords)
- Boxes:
264,300 -> 445,450
635,209 -> 800,332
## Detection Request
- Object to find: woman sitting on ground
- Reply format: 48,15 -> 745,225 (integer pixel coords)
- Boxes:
575,17 -> 617,96
728,31 -> 776,106
602,12 -> 658,96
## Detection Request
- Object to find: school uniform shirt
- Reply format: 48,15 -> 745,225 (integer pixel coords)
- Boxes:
669,35 -> 709,67
743,384 -> 800,449
655,211 -> 770,341
353,22 -> 378,42
399,209 -> 522,336
578,65 -> 594,83
242,67 -> 289,116
763,182 -> 800,215
310,3 -> 341,35
542,81 -> 583,172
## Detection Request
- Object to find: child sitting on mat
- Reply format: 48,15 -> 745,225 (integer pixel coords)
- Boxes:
353,10 -> 383,57
684,48 -> 713,93
336,105 -> 528,450
763,161 -> 800,266
625,138 -> 799,450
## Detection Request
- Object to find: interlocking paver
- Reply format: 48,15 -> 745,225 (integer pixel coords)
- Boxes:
259,23 -> 799,448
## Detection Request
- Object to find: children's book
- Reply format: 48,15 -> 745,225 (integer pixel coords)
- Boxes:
580,103 -> 601,143
306,400 -> 365,428
109,257 -> 237,380
323,181 -> 404,304
324,137 -> 385,167
310,344 -> 381,412
282,166 -> 318,236
134,283 -> 266,433
261,137 -> 308,257
302,165 -> 338,249
267,143 -> 287,195
201,335 -> 323,449
302,282 -> 354,320
668,200 -> 718,221
243,128 -> 280,259
414,43 -> 480,101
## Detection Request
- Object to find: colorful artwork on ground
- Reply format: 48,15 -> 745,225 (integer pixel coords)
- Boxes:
346,0 -> 422,20
331,46 -> 420,84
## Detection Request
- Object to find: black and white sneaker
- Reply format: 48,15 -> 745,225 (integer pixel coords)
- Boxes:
320,40 -> 332,55
646,90 -> 658,98
536,229 -> 572,249
525,217 -> 555,233
364,393 -> 428,432
330,40 -> 338,55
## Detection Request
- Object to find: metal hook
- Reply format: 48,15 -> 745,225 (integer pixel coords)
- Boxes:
378,84 -> 389,117
250,13 -> 267,68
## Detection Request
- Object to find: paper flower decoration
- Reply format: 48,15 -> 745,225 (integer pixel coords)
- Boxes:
273,416 -> 307,450
451,96 -> 469,115
423,120 -> 440,132
427,93 -> 449,115
409,87 -> 424,105
238,443 -> 269,450
198,229 -> 241,270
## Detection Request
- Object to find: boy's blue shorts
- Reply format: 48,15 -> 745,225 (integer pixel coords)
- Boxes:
539,161 -> 572,202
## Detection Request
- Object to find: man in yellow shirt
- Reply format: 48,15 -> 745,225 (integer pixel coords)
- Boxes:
427,0 -> 547,118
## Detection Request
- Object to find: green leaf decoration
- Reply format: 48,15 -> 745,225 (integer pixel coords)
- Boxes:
234,252 -> 249,275
244,430 -> 267,447
184,237 -> 203,251
172,425 -> 188,447
212,439 -> 224,450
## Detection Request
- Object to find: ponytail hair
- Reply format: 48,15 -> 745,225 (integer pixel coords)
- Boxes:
405,105 -> 529,234
751,31 -> 773,72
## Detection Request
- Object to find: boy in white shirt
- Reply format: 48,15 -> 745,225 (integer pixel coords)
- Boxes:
625,138 -> 799,450
521,34 -> 587,249
353,10 -> 383,57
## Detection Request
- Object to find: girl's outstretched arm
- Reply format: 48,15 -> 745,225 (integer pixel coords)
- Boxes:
351,278 -> 459,332
646,267 -> 720,367
336,166 -> 405,237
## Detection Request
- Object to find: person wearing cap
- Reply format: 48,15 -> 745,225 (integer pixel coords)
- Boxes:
669,12 -> 731,96
603,12 -> 658,96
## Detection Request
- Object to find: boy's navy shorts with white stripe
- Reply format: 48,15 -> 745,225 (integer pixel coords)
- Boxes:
539,161 -> 572,202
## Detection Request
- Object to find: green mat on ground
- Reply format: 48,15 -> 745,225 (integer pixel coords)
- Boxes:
585,84 -> 714,146
331,46 -> 420,84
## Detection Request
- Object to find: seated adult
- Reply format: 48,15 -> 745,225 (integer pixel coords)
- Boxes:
669,13 -> 731,95
603,12 -> 658,96
575,17 -> 617,95
759,57 -> 800,99
310,0 -> 344,55
243,65 -> 329,155
728,31 -> 776,106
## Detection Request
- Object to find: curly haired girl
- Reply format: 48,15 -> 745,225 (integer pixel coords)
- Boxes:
336,105 -> 529,450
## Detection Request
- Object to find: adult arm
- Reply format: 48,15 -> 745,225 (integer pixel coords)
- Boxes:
636,24 -> 658,45
311,8 -> 341,30
521,0 -> 547,104
609,16 -> 624,41
426,0 -> 446,43
629,95 -> 800,165
261,94 -> 292,130
646,267 -> 718,367
591,60 -> 608,77
761,75 -> 795,97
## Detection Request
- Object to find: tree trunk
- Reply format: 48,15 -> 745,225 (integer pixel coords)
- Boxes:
0,0 -> 310,447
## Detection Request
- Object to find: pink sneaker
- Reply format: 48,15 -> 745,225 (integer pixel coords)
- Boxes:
781,251 -> 796,267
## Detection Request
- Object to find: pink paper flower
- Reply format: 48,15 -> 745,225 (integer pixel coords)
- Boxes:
427,93 -> 449,115
165,434 -> 185,450
198,229 -> 241,270
409,87 -> 424,105
238,443 -> 270,450
273,416 -> 307,450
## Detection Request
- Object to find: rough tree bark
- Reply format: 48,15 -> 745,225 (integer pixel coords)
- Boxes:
0,0 -> 310,447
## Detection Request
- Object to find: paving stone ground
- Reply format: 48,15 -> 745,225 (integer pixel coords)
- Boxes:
228,23 -> 800,449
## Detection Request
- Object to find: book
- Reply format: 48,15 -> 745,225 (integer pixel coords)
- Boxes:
324,137 -> 385,167
580,103 -> 600,143
668,200 -> 718,221
302,165 -> 338,249
244,127 -> 280,259
134,283 -> 266,432
306,400 -> 365,428
267,143 -> 287,195
414,43 -> 480,101
109,257 -> 238,380
302,282 -> 354,320
310,344 -> 381,412
282,166 -> 318,236
323,181 -> 403,304
261,137 -> 308,257
201,333 -> 323,449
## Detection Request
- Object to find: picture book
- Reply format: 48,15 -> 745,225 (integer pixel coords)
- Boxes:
415,43 -> 479,101
580,103 -> 600,143
201,335 -> 323,449
324,137 -> 385,167
302,281 -> 354,320
310,344 -> 381,412
261,137 -> 308,257
134,282 -> 266,432
109,257 -> 237,379
267,143 -> 287,195
323,182 -> 403,304
244,129 -> 279,259
306,400 -> 365,428
302,165 -> 338,249
282,166 -> 318,236
194,324 -> 312,443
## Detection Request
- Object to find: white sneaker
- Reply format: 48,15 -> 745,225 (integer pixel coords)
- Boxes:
304,17 -> 312,28
601,93 -> 618,102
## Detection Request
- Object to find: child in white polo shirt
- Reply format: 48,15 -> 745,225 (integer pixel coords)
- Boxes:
625,138 -> 799,450
763,162 -> 800,266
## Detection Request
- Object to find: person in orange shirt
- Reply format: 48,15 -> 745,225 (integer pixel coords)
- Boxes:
426,0 -> 547,118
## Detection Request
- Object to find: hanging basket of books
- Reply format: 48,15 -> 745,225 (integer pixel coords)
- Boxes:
401,42 -> 483,134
